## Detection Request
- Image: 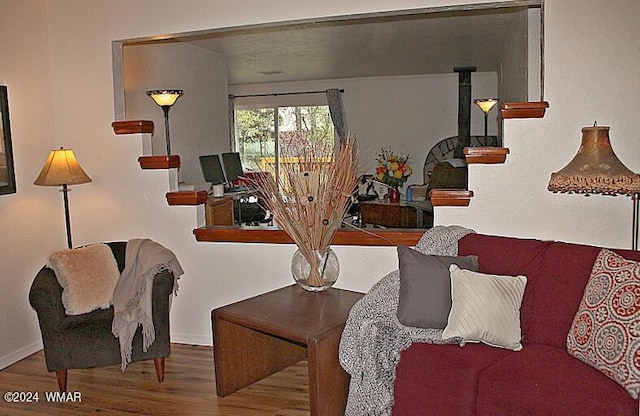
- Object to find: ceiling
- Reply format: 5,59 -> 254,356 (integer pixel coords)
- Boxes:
171,5 -> 538,85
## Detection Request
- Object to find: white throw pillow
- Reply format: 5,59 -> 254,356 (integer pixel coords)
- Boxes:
443,264 -> 527,351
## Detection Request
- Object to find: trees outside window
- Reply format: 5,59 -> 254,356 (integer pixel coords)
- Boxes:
235,105 -> 335,179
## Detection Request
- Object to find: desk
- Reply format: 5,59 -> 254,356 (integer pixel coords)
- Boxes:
205,190 -> 262,226
406,200 -> 434,228
212,285 -> 364,416
205,196 -> 234,226
360,199 -> 433,228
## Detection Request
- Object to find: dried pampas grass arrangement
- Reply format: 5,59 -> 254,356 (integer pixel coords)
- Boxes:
250,136 -> 359,288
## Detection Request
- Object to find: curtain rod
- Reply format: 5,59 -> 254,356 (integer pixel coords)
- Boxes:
230,89 -> 344,99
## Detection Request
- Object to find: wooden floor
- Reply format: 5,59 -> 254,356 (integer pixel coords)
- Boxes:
0,344 -> 310,416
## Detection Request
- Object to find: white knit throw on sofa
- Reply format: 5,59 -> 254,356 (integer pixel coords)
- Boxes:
339,225 -> 474,416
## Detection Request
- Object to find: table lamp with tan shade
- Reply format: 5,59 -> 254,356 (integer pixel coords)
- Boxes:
34,147 -> 92,249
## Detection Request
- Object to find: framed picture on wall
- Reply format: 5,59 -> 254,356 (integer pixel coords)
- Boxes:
0,85 -> 16,195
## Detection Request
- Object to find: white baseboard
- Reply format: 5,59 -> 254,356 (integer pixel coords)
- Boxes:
0,340 -> 42,370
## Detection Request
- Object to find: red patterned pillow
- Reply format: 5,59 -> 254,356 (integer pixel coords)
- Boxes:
567,248 -> 640,399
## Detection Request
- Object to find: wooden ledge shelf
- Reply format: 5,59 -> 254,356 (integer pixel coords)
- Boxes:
464,147 -> 510,164
166,191 -> 208,206
138,155 -> 181,170
429,189 -> 474,206
193,226 -> 425,247
500,101 -> 549,119
112,120 -> 154,135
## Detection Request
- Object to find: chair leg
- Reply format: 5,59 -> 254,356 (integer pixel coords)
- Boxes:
154,357 -> 165,383
56,370 -> 67,392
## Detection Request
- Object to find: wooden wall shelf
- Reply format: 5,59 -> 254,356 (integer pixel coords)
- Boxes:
112,120 -> 154,135
193,226 -> 425,247
464,147 -> 510,164
138,155 -> 181,170
500,101 -> 549,119
429,189 -> 474,206
113,104 -> 550,245
166,191 -> 208,206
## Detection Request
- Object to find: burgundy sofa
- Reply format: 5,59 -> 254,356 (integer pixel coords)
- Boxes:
393,233 -> 638,416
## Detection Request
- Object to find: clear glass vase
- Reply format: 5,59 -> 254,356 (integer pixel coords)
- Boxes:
290,248 -> 340,292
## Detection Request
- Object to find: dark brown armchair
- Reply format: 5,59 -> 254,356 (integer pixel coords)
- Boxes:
28,241 -> 174,392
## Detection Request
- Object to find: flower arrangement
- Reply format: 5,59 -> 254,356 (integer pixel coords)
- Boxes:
375,148 -> 413,188
249,135 -> 359,289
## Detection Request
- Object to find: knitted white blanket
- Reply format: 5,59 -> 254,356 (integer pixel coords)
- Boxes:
338,225 -> 474,416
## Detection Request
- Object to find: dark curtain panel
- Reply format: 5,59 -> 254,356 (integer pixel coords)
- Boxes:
326,89 -> 348,144
228,95 -> 236,151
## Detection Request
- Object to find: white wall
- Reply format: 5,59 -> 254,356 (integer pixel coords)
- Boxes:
528,7 -> 542,101
230,72 -> 498,187
2,0 -> 639,366
123,43 -> 230,183
0,0 -> 63,368
498,7 -> 529,102
437,0 -> 640,250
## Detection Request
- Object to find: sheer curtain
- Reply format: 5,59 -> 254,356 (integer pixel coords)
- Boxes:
326,89 -> 348,144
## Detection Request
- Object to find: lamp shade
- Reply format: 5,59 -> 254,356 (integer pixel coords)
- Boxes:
474,98 -> 498,114
34,148 -> 92,186
548,125 -> 640,196
146,90 -> 183,107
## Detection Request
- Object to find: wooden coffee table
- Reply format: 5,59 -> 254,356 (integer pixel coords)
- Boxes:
212,284 -> 364,416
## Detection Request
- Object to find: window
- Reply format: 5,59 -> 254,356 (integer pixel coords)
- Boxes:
234,104 -> 335,181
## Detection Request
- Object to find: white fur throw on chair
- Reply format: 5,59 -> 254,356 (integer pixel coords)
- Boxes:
47,243 -> 120,315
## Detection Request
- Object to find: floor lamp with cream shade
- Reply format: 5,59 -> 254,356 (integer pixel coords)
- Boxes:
548,124 -> 640,249
34,147 -> 92,249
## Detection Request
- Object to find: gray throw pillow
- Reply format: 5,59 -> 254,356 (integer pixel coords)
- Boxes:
397,245 -> 479,329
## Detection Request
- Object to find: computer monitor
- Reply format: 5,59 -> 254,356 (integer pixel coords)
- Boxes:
199,154 -> 226,185
221,152 -> 244,185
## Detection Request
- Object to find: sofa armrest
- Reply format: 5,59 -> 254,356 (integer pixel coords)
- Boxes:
29,266 -> 66,332
152,269 -> 175,301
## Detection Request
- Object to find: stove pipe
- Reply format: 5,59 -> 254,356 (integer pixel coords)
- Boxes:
453,66 -> 476,159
